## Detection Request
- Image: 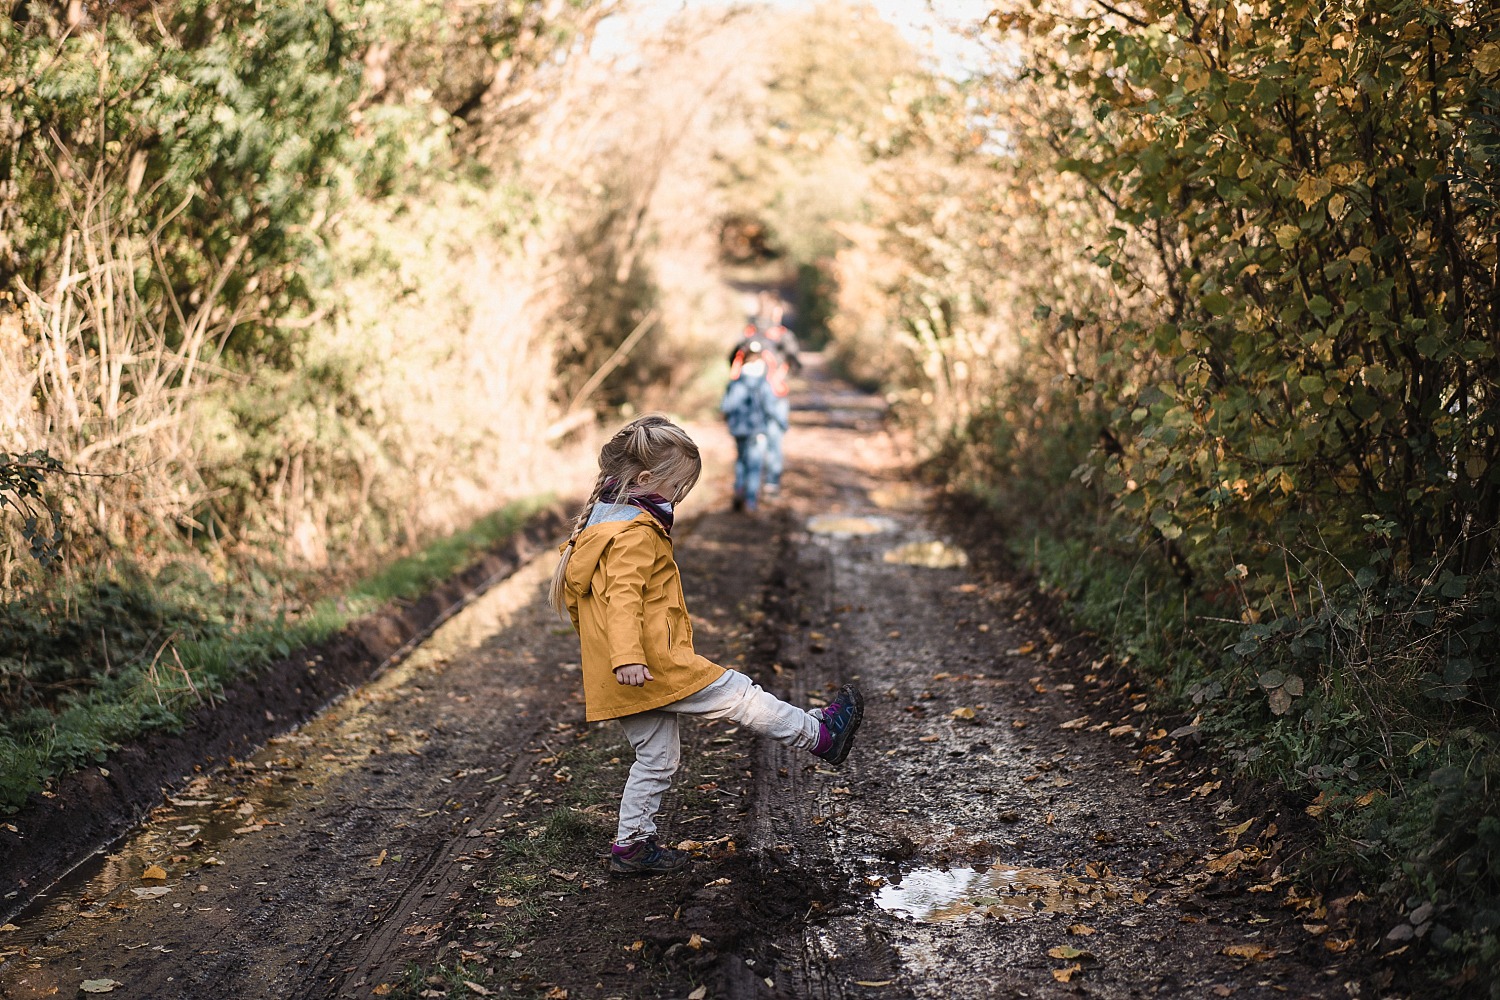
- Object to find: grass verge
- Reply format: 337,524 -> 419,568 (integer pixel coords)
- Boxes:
0,496 -> 553,812
981,506 -> 1499,997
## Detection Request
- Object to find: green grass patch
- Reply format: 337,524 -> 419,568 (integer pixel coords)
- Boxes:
0,496 -> 553,812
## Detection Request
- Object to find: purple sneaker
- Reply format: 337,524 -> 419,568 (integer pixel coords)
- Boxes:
811,684 -> 864,766
608,836 -> 691,876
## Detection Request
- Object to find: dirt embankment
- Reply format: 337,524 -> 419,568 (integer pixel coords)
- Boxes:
1,360 -> 1424,999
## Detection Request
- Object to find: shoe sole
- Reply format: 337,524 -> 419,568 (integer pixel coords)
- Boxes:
608,860 -> 690,876
824,685 -> 865,766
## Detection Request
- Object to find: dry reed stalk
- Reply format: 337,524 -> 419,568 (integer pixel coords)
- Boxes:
5,152 -> 245,574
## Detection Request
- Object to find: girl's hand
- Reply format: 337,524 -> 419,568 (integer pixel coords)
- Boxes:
614,663 -> 653,686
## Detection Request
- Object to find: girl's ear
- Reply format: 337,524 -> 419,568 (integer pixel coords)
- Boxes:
635,470 -> 655,487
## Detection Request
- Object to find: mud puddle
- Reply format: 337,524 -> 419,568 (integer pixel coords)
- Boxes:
873,860 -> 1131,922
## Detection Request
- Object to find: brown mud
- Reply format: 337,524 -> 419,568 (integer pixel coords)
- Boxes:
0,360 -> 1423,999
0,509 -> 567,915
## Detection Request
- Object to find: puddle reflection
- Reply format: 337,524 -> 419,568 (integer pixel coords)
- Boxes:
882,540 -> 968,569
874,862 -> 1129,922
806,515 -> 896,536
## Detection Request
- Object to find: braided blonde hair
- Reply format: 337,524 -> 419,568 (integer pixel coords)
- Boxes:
549,414 -> 702,617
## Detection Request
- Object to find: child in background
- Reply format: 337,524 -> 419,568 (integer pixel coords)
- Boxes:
721,342 -> 786,512
550,415 -> 863,875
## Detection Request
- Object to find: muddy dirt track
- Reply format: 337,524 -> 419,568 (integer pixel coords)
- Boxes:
2,360 -> 1406,999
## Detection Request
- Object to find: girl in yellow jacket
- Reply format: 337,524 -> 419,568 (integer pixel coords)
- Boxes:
550,415 -> 864,876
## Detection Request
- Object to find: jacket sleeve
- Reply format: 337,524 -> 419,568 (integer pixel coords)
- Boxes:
599,527 -> 653,669
721,380 -> 745,416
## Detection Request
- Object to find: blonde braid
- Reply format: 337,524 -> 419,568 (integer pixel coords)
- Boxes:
549,470 -> 611,618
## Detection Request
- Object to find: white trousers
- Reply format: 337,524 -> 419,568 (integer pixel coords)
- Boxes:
614,669 -> 822,845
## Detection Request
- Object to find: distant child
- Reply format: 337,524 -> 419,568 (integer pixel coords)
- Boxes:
550,415 -> 863,875
721,342 -> 788,512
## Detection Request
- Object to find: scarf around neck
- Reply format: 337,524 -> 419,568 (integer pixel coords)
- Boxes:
600,478 -> 674,535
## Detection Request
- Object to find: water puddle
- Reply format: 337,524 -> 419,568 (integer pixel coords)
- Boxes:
882,540 -> 968,569
873,862 -> 1130,922
869,485 -> 923,511
806,514 -> 896,536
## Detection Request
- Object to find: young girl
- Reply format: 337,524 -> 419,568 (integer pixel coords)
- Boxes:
550,415 -> 863,875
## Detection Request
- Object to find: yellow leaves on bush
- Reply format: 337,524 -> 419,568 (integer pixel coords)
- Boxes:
1474,43 -> 1500,75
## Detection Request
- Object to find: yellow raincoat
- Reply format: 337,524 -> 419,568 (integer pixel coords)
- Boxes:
562,510 -> 724,721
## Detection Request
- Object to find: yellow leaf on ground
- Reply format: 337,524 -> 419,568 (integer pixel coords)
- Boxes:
141,864 -> 168,881
688,988 -> 708,1000
541,989 -> 566,1000
1052,963 -> 1082,983
1355,789 -> 1382,808
1223,943 -> 1275,960
1205,850 -> 1246,874
1109,725 -> 1136,738
688,933 -> 703,950
1069,924 -> 1096,935
951,707 -> 976,720
854,982 -> 894,987
1059,716 -> 1090,730
1017,642 -> 1036,655
1324,937 -> 1356,953
372,986 -> 392,997
1222,819 -> 1253,844
370,849 -> 386,867
1047,945 -> 1091,960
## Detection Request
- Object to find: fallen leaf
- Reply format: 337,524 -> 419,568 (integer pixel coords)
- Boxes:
1205,850 -> 1247,874
0,924 -> 20,932
688,933 -> 704,950
1052,963 -> 1082,983
1109,724 -> 1136,738
1017,642 -> 1036,655
1047,945 -> 1092,960
688,988 -> 708,1000
130,887 -> 172,899
372,986 -> 393,997
676,840 -> 705,852
951,707 -> 976,720
464,982 -> 495,997
371,849 -> 387,868
1355,789 -> 1382,808
1213,987 -> 1233,997
1222,819 -> 1253,845
629,940 -> 644,952
1223,943 -> 1275,960
1059,716 -> 1091,730
493,896 -> 521,907
1133,890 -> 1150,904
1303,923 -> 1328,935
1324,937 -> 1356,953
548,869 -> 579,881
854,982 -> 894,988
81,981 -> 121,994
541,988 -> 566,1000
1069,924 -> 1096,935
704,878 -> 731,887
